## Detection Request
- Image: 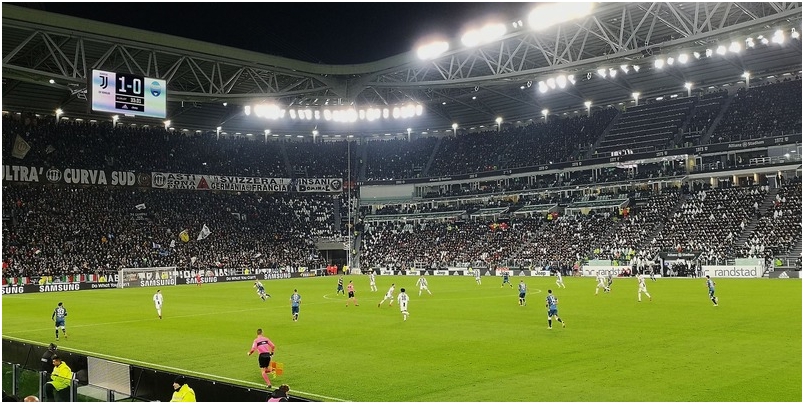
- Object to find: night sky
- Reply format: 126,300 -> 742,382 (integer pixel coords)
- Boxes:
14,2 -> 532,64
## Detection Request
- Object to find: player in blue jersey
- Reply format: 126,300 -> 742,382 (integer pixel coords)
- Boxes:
290,289 -> 302,321
545,290 -> 565,329
518,280 -> 528,306
254,281 -> 270,301
501,270 -> 513,288
706,275 -> 718,306
336,276 -> 345,295
51,302 -> 68,340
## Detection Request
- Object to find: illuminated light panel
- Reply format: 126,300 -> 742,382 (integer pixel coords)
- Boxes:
417,41 -> 449,60
528,2 -> 594,31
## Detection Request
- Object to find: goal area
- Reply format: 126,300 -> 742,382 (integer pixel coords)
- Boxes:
118,266 -> 178,289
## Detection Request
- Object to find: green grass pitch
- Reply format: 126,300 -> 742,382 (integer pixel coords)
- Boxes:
2,275 -> 801,401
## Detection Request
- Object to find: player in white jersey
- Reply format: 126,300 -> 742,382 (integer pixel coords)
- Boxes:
397,288 -> 410,321
555,271 -> 566,288
416,276 -> 432,296
474,268 -> 482,285
378,283 -> 395,307
595,273 -> 610,295
153,290 -> 163,319
637,273 -> 652,302
369,272 -> 378,292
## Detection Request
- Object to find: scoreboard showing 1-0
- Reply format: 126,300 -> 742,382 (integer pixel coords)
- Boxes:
90,69 -> 167,119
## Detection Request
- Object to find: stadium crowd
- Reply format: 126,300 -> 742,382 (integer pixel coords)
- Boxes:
2,186 -> 334,278
709,78 -> 802,143
2,78 -> 802,281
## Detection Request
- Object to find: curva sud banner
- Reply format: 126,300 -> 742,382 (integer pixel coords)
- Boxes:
151,172 -> 342,193
3,165 -> 150,187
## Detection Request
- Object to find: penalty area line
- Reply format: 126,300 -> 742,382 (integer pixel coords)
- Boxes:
1,335 -> 348,402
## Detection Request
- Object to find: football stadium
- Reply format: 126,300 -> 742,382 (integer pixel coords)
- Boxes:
2,2 -> 802,402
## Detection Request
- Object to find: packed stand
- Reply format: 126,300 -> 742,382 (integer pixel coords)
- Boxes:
1,185 -> 336,279
651,185 -> 767,262
737,180 -> 802,258
284,141 -> 356,178
497,108 -> 618,169
593,189 -> 682,262
1,116 -> 287,177
360,218 -> 541,269
709,78 -> 802,143
364,137 -> 438,180
427,108 -> 617,177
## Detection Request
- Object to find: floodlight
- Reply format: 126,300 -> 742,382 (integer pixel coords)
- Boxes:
608,68 -> 617,78
495,117 -> 503,124
244,105 -> 252,116
417,41 -> 449,60
324,109 -> 332,121
567,75 -> 576,84
632,65 -> 640,72
620,64 -> 629,73
416,104 -> 424,116
49,79 -> 55,84
772,30 -> 784,44
632,92 -> 640,99
666,57 -> 674,65
705,48 -> 713,57
461,30 -> 482,47
654,59 -> 665,69
745,38 -> 755,48
677,54 -> 689,64
716,45 -> 727,55
556,75 -> 567,88
164,120 -> 170,128
597,68 -> 607,78
792,29 -> 800,39
289,109 -> 296,119
684,82 -> 692,89
312,130 -> 318,136
528,2 -> 593,31
392,107 -> 401,119
547,78 -> 556,89
541,109 -> 548,116
480,23 -> 507,42
538,81 -> 548,93
741,71 -> 751,78
383,109 -> 389,119
693,51 -> 701,59
314,110 -> 320,120
584,101 -> 592,108
729,41 -> 741,53
55,108 -> 63,115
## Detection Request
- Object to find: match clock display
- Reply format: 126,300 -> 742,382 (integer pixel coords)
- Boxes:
90,69 -> 167,119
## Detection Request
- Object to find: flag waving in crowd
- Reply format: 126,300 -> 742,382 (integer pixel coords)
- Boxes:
197,224 -> 212,241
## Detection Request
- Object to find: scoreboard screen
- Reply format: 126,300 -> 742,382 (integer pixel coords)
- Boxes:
90,69 -> 167,119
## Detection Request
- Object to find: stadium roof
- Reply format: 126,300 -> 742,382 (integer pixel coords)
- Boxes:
2,2 -> 802,137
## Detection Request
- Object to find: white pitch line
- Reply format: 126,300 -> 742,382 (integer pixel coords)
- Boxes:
10,307 -> 267,333
1,336 -> 347,402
